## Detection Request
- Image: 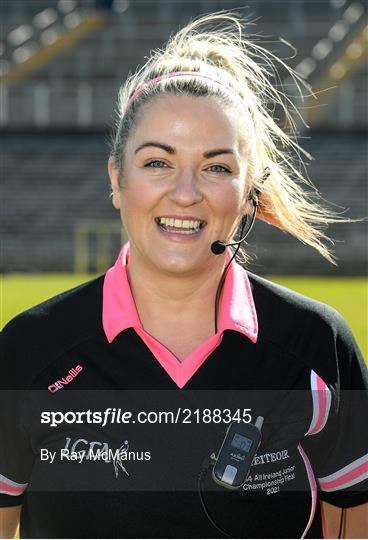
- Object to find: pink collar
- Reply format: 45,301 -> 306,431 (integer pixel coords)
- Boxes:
103,242 -> 258,344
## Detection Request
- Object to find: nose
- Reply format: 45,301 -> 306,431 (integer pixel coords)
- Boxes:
168,169 -> 203,207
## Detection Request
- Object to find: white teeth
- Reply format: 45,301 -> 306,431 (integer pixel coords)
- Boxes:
157,217 -> 203,231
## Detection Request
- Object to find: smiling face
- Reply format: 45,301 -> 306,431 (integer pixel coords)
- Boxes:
108,94 -> 251,277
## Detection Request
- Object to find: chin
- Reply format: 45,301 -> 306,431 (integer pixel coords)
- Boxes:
154,251 -> 205,276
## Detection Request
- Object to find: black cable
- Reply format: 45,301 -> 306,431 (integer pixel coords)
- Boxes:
214,205 -> 257,333
338,508 -> 346,539
213,237 -> 242,334
198,456 -> 235,539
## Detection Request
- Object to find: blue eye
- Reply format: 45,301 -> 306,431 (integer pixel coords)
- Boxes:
145,160 -> 167,168
207,165 -> 231,174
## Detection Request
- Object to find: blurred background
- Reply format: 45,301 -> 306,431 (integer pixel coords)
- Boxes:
1,0 -> 367,354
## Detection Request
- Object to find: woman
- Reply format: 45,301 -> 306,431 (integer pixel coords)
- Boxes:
1,12 -> 367,539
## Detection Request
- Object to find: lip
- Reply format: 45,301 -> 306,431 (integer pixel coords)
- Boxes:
155,214 -> 207,224
156,225 -> 203,241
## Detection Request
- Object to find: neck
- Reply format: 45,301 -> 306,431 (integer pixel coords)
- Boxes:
126,250 -> 227,324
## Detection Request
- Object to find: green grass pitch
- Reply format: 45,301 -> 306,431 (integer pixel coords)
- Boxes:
1,274 -> 367,361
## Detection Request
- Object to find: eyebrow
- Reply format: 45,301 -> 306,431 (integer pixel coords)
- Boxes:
134,141 -> 235,159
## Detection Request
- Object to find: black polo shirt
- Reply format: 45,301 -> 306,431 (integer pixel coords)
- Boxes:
1,249 -> 367,539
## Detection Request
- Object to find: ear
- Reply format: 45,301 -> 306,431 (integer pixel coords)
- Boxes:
245,198 -> 254,216
242,186 -> 254,216
108,158 -> 121,210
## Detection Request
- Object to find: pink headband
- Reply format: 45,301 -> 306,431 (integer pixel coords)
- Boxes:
124,71 -> 246,114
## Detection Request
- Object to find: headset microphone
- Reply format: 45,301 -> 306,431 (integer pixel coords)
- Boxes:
210,241 -> 227,255
211,169 -> 269,334
210,190 -> 259,255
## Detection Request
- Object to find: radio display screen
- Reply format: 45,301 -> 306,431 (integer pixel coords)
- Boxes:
231,433 -> 253,453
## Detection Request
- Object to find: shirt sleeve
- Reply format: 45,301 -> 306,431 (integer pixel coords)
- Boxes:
302,311 -> 368,508
0,321 -> 35,507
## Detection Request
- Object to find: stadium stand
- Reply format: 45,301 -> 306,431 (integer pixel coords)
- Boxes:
1,0 -> 367,274
2,130 -> 366,274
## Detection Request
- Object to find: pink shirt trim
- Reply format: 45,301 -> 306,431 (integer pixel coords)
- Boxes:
306,371 -> 331,436
0,474 -> 28,496
318,454 -> 368,492
102,242 -> 258,388
298,444 -> 317,539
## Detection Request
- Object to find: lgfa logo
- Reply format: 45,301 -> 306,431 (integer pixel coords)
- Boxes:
48,365 -> 83,393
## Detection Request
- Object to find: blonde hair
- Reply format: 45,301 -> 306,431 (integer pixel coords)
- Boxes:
110,11 -> 351,264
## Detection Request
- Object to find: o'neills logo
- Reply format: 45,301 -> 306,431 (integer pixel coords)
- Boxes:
48,365 -> 83,393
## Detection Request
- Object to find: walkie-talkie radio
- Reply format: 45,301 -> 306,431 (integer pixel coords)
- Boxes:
212,416 -> 264,489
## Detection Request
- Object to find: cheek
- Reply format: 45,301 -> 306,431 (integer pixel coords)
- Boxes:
121,180 -> 141,209
215,178 -> 248,216
120,179 -> 161,221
